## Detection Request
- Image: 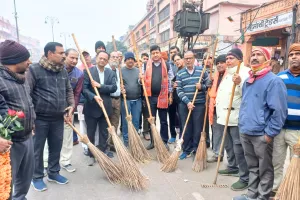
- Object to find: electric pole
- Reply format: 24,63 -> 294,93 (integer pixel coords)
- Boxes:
45,16 -> 59,42
13,0 -> 20,43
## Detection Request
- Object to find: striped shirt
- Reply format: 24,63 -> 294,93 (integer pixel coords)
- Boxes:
176,66 -> 209,104
278,69 -> 300,130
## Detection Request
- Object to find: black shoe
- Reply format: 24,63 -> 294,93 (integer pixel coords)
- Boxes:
109,145 -> 116,152
146,143 -> 154,150
269,191 -> 276,198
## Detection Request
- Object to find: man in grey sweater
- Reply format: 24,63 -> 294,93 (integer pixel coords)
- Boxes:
120,52 -> 142,146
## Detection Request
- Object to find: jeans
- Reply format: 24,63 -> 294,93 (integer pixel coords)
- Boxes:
33,118 -> 64,180
149,96 -> 169,143
168,100 -> 178,139
121,98 -> 142,145
212,114 -> 224,157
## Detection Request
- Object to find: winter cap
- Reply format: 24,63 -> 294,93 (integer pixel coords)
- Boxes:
0,40 -> 30,65
216,54 -> 227,64
95,41 -> 106,52
227,48 -> 243,61
289,43 -> 300,54
124,52 -> 136,61
252,47 -> 271,61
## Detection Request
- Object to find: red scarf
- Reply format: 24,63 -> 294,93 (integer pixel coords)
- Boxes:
145,59 -> 168,109
248,62 -> 272,84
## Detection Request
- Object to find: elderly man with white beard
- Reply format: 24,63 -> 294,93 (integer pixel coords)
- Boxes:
106,51 -> 121,151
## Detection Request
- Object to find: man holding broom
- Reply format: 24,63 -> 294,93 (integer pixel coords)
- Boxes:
272,43 -> 300,197
27,42 -> 75,191
0,40 -> 35,199
120,52 -> 142,147
233,48 -> 287,200
176,51 -> 210,160
216,48 -> 250,191
142,45 -> 174,150
83,51 -> 117,166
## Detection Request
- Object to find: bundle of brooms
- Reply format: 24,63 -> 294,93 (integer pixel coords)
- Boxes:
130,32 -> 170,164
161,52 -> 212,173
112,35 -> 151,163
192,39 -> 218,172
72,34 -> 147,190
275,137 -> 300,200
66,121 -> 123,184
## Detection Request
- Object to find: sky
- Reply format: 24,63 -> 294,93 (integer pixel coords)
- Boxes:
0,0 -> 148,56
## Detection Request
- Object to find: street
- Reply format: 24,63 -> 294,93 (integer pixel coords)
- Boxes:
27,122 -> 247,200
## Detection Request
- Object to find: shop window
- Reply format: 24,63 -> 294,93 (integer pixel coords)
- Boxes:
159,5 -> 170,22
160,29 -> 170,43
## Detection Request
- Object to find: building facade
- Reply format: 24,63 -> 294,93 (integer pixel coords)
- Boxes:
0,16 -> 42,62
122,0 -> 273,60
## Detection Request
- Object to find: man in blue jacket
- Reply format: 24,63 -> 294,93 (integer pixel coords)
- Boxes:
233,47 -> 287,200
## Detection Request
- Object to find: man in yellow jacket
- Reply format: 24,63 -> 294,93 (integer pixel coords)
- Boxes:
215,48 -> 250,191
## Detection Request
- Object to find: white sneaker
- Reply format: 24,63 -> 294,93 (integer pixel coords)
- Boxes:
62,164 -> 76,173
87,157 -> 95,166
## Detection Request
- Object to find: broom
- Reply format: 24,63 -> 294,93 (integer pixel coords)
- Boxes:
200,62 -> 242,188
65,120 -> 123,184
112,35 -> 151,163
72,34 -> 148,191
161,52 -> 212,173
130,32 -> 170,164
192,39 -> 218,172
275,137 -> 300,200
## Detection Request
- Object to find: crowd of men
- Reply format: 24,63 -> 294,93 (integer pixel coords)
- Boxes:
0,39 -> 299,200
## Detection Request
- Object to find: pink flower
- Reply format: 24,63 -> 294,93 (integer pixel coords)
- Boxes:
7,109 -> 16,117
16,111 -> 25,119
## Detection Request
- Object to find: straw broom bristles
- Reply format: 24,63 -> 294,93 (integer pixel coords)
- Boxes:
149,117 -> 170,163
66,122 -> 123,184
109,126 -> 148,191
192,133 -> 207,172
80,134 -> 124,184
160,139 -> 183,172
126,115 -> 152,163
275,139 -> 300,200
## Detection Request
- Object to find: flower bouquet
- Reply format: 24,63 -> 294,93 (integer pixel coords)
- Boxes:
0,109 -> 24,200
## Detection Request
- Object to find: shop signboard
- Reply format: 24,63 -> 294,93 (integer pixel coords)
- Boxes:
247,12 -> 293,33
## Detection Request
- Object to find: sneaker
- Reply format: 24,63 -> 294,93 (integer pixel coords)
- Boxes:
207,155 -> 223,163
231,180 -> 249,191
218,169 -> 239,176
43,168 -> 47,177
83,148 -> 89,156
47,174 -> 69,185
105,150 -> 114,158
232,194 -> 249,200
31,179 -> 47,192
87,157 -> 96,166
62,164 -> 76,173
168,138 -> 176,144
179,151 -> 193,160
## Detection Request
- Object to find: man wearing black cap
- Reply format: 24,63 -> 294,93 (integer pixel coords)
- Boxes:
207,54 -> 227,163
216,48 -> 250,191
91,41 -> 106,65
120,52 -> 142,146
26,42 -> 75,191
0,40 -> 35,199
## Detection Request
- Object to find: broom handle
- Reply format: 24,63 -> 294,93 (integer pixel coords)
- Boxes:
130,32 -> 153,118
112,35 -> 129,117
213,62 -> 242,185
201,38 -> 218,134
72,33 -> 112,127
65,120 -> 84,139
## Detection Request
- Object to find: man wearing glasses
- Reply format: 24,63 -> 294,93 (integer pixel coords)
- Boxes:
82,51 -> 117,166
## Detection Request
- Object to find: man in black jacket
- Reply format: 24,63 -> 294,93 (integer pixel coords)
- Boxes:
83,51 -> 117,166
26,42 -> 75,192
0,40 -> 35,200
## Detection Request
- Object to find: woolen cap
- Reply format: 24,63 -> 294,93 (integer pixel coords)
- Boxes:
216,54 -> 227,64
252,47 -> 271,61
0,40 -> 30,65
95,41 -> 106,52
227,48 -> 243,61
124,52 -> 136,61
